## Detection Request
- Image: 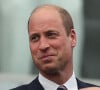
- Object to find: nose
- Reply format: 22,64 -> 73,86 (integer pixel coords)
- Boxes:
38,37 -> 50,52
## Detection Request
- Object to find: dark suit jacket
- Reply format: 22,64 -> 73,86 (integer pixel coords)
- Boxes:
10,77 -> 98,90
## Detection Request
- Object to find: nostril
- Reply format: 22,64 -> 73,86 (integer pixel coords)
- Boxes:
39,43 -> 50,52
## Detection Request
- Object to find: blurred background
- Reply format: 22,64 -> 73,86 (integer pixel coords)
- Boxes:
0,0 -> 100,89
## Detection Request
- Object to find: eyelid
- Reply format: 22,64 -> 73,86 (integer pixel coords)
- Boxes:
29,33 -> 40,42
46,31 -> 59,36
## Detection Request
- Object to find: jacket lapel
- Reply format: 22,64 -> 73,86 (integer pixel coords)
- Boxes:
27,77 -> 97,90
27,77 -> 44,90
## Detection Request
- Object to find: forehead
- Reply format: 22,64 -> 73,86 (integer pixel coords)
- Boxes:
29,6 -> 62,25
28,7 -> 65,33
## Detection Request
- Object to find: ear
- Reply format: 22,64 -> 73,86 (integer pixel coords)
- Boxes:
70,29 -> 77,47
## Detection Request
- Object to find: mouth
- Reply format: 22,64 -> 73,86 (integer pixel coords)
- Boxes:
38,54 -> 55,62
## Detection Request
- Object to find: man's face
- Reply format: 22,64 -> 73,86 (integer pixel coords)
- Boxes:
28,8 -> 76,74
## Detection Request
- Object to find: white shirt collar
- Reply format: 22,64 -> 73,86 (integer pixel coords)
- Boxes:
39,72 -> 78,90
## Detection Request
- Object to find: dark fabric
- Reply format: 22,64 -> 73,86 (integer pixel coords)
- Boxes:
11,77 -> 98,90
76,78 -> 98,89
10,77 -> 44,90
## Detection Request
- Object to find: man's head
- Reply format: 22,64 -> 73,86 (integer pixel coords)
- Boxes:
28,4 -> 76,76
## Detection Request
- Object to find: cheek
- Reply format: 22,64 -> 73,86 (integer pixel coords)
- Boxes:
56,38 -> 71,57
30,43 -> 38,57
53,38 -> 68,50
51,39 -> 66,57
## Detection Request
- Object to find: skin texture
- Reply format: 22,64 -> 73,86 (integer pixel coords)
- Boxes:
80,87 -> 100,90
28,5 -> 76,84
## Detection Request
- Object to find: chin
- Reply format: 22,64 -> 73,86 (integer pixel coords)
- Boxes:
41,66 -> 59,75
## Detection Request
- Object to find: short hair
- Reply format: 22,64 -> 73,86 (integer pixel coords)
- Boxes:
28,4 -> 74,36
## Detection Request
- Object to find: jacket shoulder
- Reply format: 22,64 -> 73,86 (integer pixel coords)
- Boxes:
10,77 -> 44,90
77,78 -> 100,89
10,85 -> 28,90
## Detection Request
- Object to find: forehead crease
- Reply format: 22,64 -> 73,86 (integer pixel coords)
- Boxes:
30,18 -> 61,28
29,23 -> 52,33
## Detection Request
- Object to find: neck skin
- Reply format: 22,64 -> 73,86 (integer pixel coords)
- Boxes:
40,60 -> 73,85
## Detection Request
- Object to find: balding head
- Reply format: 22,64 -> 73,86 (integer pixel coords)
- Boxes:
28,4 -> 74,36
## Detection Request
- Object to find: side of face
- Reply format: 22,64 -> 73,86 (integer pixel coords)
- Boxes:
28,7 -> 76,74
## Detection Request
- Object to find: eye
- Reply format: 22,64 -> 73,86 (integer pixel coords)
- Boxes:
30,34 -> 40,42
46,31 -> 59,39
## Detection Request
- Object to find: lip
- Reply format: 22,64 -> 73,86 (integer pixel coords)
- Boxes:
38,54 -> 55,61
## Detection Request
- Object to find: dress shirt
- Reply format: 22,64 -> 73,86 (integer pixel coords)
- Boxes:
39,72 -> 78,90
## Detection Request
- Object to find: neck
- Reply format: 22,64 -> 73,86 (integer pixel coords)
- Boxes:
40,62 -> 73,85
